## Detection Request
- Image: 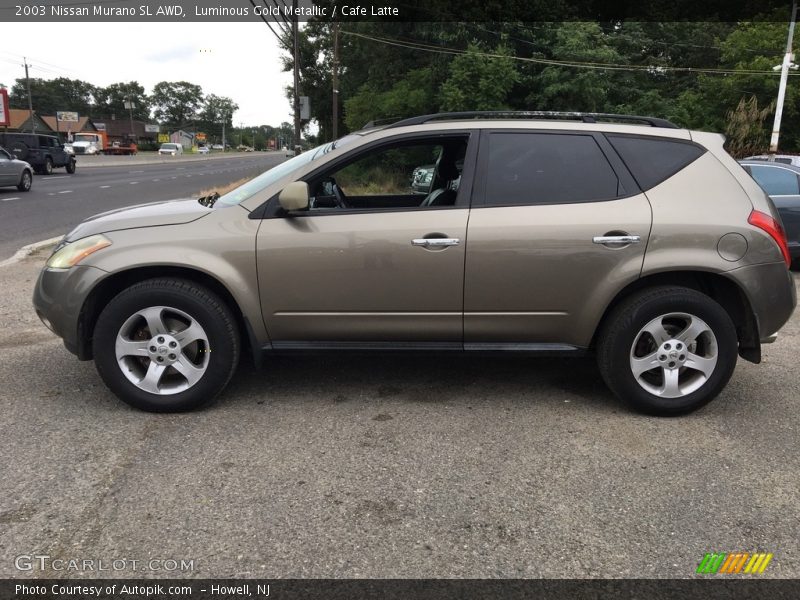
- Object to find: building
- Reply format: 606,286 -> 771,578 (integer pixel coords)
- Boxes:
41,115 -> 98,140
3,109 -> 53,134
169,130 -> 196,149
91,116 -> 159,145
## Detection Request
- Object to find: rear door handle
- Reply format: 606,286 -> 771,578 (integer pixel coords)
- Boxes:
411,238 -> 460,247
592,235 -> 641,246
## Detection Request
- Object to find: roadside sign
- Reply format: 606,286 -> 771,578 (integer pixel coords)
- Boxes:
145,124 -> 160,133
158,133 -> 169,143
0,88 -> 9,127
196,132 -> 207,141
57,111 -> 79,122
300,96 -> 310,120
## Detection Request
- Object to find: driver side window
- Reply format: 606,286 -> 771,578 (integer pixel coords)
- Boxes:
308,136 -> 468,211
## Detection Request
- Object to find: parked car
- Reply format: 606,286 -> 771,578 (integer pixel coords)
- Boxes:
197,146 -> 210,155
740,160 -> 800,269
158,143 -> 183,156
0,133 -> 76,175
33,111 -> 796,415
743,154 -> 800,167
0,145 -> 33,191
411,164 -> 435,193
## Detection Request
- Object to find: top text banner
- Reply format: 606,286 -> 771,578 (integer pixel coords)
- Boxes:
0,0 -> 796,23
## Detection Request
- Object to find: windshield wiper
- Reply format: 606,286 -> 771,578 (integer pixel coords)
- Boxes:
197,191 -> 220,207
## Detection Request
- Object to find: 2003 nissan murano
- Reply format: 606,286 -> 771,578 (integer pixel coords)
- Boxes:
33,112 -> 797,414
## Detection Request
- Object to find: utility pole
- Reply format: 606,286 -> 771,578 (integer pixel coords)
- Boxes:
221,113 -> 227,152
124,95 -> 135,141
770,0 -> 798,155
292,0 -> 301,152
332,20 -> 339,141
23,57 -> 35,134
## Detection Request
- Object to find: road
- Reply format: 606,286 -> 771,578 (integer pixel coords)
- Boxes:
0,249 -> 798,579
0,153 -> 284,259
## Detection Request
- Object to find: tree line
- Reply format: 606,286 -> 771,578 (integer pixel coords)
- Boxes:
288,15 -> 800,156
7,77 -> 239,137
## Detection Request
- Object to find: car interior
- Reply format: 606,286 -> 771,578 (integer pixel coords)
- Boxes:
307,136 -> 468,211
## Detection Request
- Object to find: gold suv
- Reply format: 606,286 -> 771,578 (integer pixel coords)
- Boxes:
33,112 -> 796,414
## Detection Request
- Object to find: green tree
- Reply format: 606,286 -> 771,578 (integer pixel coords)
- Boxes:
150,81 -> 204,130
93,81 -> 150,121
9,77 -> 96,116
198,94 -> 239,139
439,43 -> 518,111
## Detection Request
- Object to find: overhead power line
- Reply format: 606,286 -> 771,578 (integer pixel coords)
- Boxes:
341,30 -> 800,77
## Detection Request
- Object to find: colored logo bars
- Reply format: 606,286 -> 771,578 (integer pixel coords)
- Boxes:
697,552 -> 773,574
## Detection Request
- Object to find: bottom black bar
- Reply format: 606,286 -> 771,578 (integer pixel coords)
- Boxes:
2,579 -> 800,600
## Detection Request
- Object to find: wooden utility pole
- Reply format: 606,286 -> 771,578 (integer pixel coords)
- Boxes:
332,20 -> 339,141
292,0 -> 301,152
24,57 -> 35,133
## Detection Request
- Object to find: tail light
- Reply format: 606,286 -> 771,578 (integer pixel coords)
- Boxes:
748,209 -> 791,266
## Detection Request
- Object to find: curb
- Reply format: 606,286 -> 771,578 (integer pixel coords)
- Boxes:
76,152 -> 280,169
0,236 -> 63,268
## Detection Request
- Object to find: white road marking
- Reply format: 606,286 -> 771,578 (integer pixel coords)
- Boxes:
153,178 -> 160,181
39,176 -> 71,181
130,170 -> 144,173
57,190 -> 73,194
129,181 -> 139,185
1,197 -> 21,202
100,185 -> 111,188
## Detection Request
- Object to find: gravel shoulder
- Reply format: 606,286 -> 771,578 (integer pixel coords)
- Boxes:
1,255 -> 798,579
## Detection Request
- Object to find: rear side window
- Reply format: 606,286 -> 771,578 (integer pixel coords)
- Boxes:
485,132 -> 620,206
748,165 -> 800,195
606,134 -> 705,191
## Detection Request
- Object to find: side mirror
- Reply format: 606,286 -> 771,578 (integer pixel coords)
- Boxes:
278,181 -> 309,211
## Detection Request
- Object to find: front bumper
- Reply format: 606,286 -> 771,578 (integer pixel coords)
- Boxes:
32,264 -> 107,359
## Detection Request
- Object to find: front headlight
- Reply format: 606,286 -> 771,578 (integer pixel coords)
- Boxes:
46,234 -> 112,269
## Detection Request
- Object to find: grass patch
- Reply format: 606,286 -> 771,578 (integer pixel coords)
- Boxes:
197,176 -> 253,197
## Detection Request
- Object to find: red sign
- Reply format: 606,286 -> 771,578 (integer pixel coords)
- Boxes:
0,88 -> 9,127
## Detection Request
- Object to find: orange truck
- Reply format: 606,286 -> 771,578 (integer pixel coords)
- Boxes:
70,132 -> 137,155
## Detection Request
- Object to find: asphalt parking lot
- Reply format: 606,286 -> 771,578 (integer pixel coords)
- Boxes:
1,252 -> 798,579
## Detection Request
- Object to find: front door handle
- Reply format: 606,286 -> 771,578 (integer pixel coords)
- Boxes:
592,235 -> 641,246
411,238 -> 460,248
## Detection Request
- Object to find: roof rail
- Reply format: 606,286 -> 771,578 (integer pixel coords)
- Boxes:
372,111 -> 680,130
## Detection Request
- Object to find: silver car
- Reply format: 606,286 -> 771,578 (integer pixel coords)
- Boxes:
0,145 -> 33,192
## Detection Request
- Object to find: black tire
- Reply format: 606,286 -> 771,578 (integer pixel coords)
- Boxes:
17,170 -> 32,192
596,286 -> 738,416
93,278 -> 240,412
43,157 -> 53,175
65,159 -> 76,174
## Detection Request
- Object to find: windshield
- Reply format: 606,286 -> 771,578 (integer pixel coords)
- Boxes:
215,135 -> 360,207
74,134 -> 95,142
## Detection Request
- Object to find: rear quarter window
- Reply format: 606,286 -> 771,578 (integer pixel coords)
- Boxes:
606,134 -> 705,191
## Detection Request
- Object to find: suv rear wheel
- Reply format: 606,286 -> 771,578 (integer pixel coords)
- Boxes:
597,286 -> 738,416
43,157 -> 53,175
93,278 -> 240,412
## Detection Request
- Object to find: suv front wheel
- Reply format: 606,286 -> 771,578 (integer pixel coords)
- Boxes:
93,278 -> 240,412
597,286 -> 738,416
